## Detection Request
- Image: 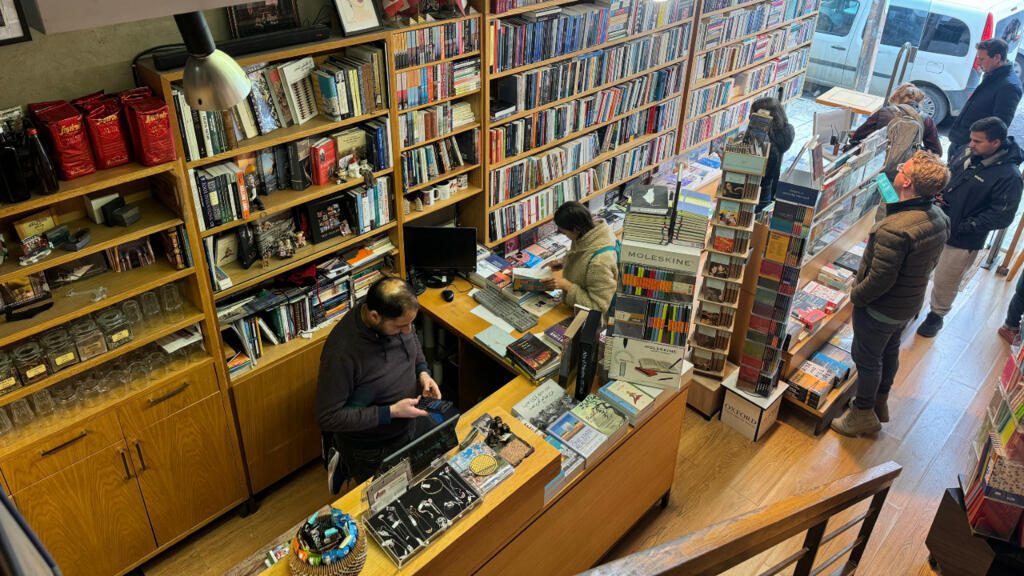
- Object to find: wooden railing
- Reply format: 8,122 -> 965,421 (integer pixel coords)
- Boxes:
584,461 -> 902,576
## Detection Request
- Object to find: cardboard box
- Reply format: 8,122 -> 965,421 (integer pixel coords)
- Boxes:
687,362 -> 738,418
720,379 -> 786,441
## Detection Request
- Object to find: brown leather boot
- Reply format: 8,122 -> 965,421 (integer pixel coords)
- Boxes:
831,406 -> 881,437
874,393 -> 889,423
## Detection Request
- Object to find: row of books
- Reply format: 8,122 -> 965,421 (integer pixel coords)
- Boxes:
158,225 -> 195,271
602,0 -> 694,41
172,47 -> 387,162
488,132 -> 601,205
614,294 -> 692,346
185,121 -> 390,231
488,71 -> 681,163
789,280 -> 848,334
400,129 -> 479,191
489,171 -> 599,240
784,322 -> 854,409
675,187 -> 714,248
392,18 -> 480,70
491,33 -> 687,119
780,73 -> 805,102
709,225 -> 752,255
619,260 -> 696,303
489,5 -> 612,73
512,378 -> 670,500
597,98 -> 680,153
686,77 -> 734,120
682,98 -> 752,149
397,101 -> 476,148
692,26 -> 788,82
394,58 -> 481,110
602,131 -> 676,186
784,16 -> 815,48
696,2 -> 769,49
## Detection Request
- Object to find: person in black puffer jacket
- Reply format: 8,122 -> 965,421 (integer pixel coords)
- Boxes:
948,39 -> 1023,161
832,151 -> 950,438
918,117 -> 1024,338
750,97 -> 795,213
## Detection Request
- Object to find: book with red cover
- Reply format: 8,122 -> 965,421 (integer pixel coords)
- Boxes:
310,137 -> 336,185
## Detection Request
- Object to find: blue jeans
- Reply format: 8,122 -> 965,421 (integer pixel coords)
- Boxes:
1007,269 -> 1024,329
851,307 -> 907,409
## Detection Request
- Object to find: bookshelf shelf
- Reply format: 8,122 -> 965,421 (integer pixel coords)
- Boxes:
403,185 -> 483,223
487,0 -> 580,19
699,0 -> 766,19
0,306 -> 205,410
488,20 -> 690,79
0,162 -> 176,221
399,89 -> 482,113
690,342 -> 730,355
490,56 -> 688,128
787,298 -> 852,358
404,163 -> 481,194
0,198 -> 183,285
693,39 -> 813,89
694,11 -> 818,57
199,169 -> 394,238
695,317 -> 737,333
396,50 -> 482,73
486,154 -> 672,247
213,221 -> 397,300
490,90 -> 683,170
0,356 -> 215,458
783,371 -> 856,418
229,314 -> 338,385
687,68 -> 807,123
185,110 -> 390,169
400,122 -> 481,152
487,126 -> 677,213
0,262 -> 194,349
387,13 -> 479,33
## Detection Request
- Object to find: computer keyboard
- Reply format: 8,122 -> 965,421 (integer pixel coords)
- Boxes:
473,288 -> 538,332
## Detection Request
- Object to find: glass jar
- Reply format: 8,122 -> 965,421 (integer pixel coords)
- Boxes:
40,329 -> 79,372
0,352 -> 21,397
95,308 -> 133,350
69,318 -> 108,361
12,341 -> 49,384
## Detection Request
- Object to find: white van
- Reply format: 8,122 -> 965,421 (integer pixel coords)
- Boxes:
807,0 -> 1024,124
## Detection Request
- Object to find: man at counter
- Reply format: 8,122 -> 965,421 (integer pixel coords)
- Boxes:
317,276 -> 441,487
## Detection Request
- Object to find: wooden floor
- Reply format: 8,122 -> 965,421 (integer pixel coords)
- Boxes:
143,268 -> 1013,576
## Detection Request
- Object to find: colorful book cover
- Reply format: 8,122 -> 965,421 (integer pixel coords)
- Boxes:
571,394 -> 628,439
606,335 -> 686,388
448,442 -> 514,495
546,411 -> 609,466
512,379 -> 578,433
598,380 -> 655,425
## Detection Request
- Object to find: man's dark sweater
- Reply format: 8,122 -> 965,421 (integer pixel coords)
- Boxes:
316,304 -> 429,446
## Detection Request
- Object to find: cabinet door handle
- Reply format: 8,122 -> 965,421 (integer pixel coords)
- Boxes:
133,441 -> 146,471
39,430 -> 88,457
118,449 -> 132,480
147,382 -> 190,405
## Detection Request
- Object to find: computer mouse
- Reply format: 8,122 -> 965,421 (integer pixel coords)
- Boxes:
441,289 -> 455,302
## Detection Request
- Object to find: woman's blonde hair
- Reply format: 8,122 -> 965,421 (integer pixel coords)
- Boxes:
889,83 -> 925,106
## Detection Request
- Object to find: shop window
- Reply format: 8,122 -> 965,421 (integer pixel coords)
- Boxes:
816,0 -> 861,37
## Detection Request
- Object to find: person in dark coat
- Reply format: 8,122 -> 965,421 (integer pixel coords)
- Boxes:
918,117 -> 1024,338
847,82 -> 942,157
831,151 -> 950,437
750,97 -> 795,213
948,39 -> 1023,161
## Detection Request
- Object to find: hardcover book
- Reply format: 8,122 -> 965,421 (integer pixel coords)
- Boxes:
546,411 -> 610,468
571,394 -> 628,442
542,434 -> 585,502
506,333 -> 560,378
598,380 -> 656,426
511,379 -> 578,433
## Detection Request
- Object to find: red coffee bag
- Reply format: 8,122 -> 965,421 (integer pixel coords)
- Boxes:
34,102 -> 96,180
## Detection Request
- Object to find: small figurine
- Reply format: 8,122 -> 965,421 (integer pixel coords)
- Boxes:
294,230 -> 307,248
361,160 -> 375,187
346,158 -> 360,180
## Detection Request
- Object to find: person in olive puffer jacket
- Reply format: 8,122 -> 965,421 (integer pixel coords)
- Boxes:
832,151 -> 951,438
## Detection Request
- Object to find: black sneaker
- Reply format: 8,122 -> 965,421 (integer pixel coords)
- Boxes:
916,312 -> 944,338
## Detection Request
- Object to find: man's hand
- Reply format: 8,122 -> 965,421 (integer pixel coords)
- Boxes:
391,397 -> 428,419
419,372 -> 441,399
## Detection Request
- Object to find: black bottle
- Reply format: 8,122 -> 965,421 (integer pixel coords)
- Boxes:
0,125 -> 29,204
26,128 -> 59,195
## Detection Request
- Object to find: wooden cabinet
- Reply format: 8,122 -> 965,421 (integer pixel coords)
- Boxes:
15,443 -> 156,576
127,393 -> 246,545
231,342 -> 324,493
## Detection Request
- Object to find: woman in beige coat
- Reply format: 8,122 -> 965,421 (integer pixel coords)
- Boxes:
543,201 -> 618,314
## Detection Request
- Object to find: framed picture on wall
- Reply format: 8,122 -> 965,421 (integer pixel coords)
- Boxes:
226,0 -> 302,39
0,0 -> 31,47
333,0 -> 383,37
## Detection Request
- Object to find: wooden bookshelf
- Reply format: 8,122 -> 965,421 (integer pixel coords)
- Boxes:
399,89 -> 482,113
693,11 -> 818,57
404,163 -> 482,194
693,39 -> 814,90
687,68 -> 808,123
395,50 -> 482,73
699,0 -> 765,19
403,185 -> 483,223
399,122 -> 481,152
487,0 -> 579,19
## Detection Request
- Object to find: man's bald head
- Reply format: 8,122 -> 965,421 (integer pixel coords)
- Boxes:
365,277 -> 420,319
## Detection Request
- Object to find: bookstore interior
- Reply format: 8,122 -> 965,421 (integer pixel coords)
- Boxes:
0,0 -> 1020,575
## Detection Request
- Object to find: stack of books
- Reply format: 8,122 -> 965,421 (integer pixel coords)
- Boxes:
506,333 -> 560,380
623,184 -> 673,243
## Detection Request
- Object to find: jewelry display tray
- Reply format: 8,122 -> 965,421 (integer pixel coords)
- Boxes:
362,462 -> 482,567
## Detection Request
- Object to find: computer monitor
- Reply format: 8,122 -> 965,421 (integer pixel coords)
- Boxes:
403,226 -> 477,277
0,490 -> 60,575
378,413 -> 460,478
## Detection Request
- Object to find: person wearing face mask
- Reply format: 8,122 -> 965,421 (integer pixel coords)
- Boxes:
917,117 -> 1024,338
317,276 -> 441,484
831,151 -> 950,437
542,201 -> 618,314
947,39 -> 1022,162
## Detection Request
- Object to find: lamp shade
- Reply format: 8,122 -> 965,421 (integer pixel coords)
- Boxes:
174,11 -> 251,111
181,49 -> 252,111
